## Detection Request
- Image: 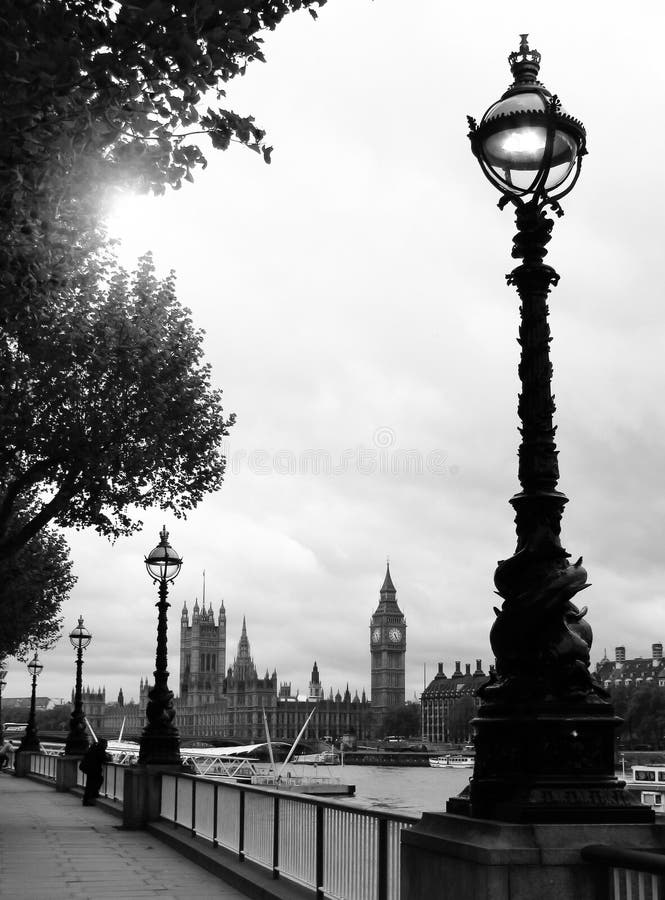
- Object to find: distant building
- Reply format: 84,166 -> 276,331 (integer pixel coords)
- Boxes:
101,618 -> 371,744
223,616 -> 278,741
97,564 -> 396,743
77,686 -> 106,733
179,597 -> 226,706
370,563 -> 406,719
595,644 -> 665,689
421,660 -> 487,745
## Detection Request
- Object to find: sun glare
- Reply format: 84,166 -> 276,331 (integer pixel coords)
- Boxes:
104,191 -> 175,272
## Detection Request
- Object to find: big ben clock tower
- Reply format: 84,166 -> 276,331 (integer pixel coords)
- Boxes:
370,562 -> 406,719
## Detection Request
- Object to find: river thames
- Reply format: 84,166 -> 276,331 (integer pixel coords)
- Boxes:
283,763 -> 473,817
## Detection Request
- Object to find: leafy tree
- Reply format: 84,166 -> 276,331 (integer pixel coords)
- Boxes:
2,705 -> 71,731
0,500 -> 75,657
0,0 -> 321,626
447,694 -> 476,744
381,703 -> 422,739
0,254 -> 235,559
610,684 -> 665,750
1,0 -> 327,326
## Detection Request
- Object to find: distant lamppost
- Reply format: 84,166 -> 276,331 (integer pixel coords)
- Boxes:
138,526 -> 183,766
453,36 -> 651,822
18,653 -> 43,753
65,616 -> 92,755
0,663 -> 7,742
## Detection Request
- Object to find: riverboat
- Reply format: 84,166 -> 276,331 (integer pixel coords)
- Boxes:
429,754 -> 474,768
293,749 -> 340,765
624,765 -> 665,814
250,772 -> 354,796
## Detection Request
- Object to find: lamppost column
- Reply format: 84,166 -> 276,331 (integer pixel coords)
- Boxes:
138,527 -> 182,766
155,578 -> 170,695
0,668 -> 6,744
510,201 -> 562,504
18,656 -> 41,754
448,35 -> 652,824
65,616 -> 91,755
65,648 -> 87,754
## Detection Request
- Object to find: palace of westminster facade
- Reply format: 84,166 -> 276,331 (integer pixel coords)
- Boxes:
94,565 -> 409,744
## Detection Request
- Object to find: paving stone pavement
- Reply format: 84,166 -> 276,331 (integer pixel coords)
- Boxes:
0,775 -> 251,899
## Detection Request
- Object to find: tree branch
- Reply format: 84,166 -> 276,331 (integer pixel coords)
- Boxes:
0,466 -> 82,562
0,456 -> 67,535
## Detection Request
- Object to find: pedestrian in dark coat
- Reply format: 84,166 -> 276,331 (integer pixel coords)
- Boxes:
80,739 -> 111,806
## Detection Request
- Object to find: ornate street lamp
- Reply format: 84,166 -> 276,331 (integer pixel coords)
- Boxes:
453,36 -> 651,823
0,663 -> 7,743
138,526 -> 183,766
17,653 -> 43,753
64,616 -> 92,755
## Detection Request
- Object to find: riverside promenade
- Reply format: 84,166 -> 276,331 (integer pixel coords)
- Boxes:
0,774 -> 251,900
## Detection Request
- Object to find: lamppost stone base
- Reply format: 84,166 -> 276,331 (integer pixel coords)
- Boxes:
56,756 -> 82,792
401,813 -> 665,900
123,764 -> 184,829
447,703 -> 653,824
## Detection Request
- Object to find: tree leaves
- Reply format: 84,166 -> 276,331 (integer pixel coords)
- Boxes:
0,253 -> 235,560
0,499 -> 75,658
0,0 -> 327,324
0,0 -> 324,638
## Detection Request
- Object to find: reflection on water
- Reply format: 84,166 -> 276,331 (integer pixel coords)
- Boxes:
279,762 -> 473,816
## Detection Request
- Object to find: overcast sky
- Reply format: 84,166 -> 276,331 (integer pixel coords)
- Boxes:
6,1 -> 665,711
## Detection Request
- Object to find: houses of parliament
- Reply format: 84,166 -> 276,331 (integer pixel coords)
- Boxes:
94,564 -> 407,745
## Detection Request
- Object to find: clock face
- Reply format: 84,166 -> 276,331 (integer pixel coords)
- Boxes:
371,628 -> 381,644
388,628 -> 402,642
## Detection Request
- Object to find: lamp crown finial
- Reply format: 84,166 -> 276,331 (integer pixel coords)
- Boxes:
508,33 -> 541,85
160,525 -> 169,544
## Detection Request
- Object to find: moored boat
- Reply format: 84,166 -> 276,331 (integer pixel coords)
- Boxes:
624,764 -> 665,814
429,754 -> 474,768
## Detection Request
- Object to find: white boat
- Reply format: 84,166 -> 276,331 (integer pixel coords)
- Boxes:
429,754 -> 474,769
446,755 -> 474,768
624,764 -> 665,813
293,749 -> 340,765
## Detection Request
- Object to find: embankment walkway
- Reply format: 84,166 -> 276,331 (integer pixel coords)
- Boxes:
0,775 -> 251,899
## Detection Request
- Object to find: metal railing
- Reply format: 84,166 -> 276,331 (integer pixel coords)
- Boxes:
25,751 -> 57,780
582,844 -> 665,899
75,762 -> 126,802
160,772 -> 417,900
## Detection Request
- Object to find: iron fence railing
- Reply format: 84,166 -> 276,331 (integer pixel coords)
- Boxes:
75,761 -> 125,802
160,772 -> 417,900
25,751 -> 57,780
582,844 -> 665,899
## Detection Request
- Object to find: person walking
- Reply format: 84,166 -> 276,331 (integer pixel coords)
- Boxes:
79,738 -> 111,806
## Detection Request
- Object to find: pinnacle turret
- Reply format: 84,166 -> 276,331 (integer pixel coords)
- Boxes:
380,561 -> 396,595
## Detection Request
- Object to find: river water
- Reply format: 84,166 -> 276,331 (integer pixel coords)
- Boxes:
280,763 -> 473,818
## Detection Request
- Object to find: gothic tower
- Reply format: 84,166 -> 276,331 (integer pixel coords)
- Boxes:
232,616 -> 254,681
224,617 -> 277,741
308,661 -> 324,701
370,562 -> 406,718
179,594 -> 227,706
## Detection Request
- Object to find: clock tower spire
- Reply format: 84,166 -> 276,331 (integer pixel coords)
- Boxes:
370,561 -> 406,729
